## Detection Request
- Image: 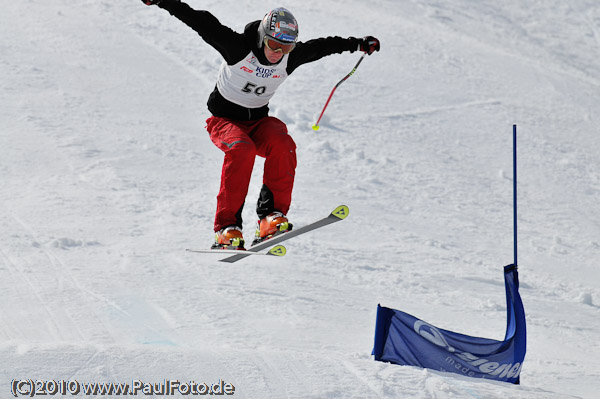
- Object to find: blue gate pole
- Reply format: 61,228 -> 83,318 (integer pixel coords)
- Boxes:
513,125 -> 518,267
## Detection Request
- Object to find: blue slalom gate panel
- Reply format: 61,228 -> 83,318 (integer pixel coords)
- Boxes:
373,265 -> 526,384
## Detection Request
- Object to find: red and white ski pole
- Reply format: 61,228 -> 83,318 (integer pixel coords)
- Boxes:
312,53 -> 367,131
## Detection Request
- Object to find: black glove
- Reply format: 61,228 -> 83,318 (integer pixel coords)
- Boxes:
141,0 -> 178,5
359,36 -> 380,55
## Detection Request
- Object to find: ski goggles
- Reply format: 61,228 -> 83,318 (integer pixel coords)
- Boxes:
263,37 -> 296,54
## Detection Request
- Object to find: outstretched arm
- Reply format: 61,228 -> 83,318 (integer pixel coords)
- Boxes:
141,0 -> 245,64
287,36 -> 380,74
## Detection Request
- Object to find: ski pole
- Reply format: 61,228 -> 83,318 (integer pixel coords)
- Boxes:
312,53 -> 367,131
513,124 -> 518,267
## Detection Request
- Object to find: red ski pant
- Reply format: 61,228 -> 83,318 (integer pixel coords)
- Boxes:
206,116 -> 297,232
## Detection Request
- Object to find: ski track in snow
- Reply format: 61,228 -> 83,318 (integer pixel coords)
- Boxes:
1,0 -> 599,398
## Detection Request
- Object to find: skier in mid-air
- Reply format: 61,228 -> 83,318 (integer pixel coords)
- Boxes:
141,0 -> 380,250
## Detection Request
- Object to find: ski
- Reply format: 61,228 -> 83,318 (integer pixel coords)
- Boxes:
186,245 -> 287,257
219,205 -> 349,263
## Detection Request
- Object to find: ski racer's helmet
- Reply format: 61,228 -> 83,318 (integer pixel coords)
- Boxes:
258,8 -> 299,54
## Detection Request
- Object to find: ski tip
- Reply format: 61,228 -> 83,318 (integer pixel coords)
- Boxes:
331,205 -> 349,220
267,245 -> 286,257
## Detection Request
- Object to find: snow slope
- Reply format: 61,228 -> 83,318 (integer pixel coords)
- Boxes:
1,0 -> 599,397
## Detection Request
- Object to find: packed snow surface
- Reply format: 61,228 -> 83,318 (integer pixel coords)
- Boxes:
1,0 -> 599,398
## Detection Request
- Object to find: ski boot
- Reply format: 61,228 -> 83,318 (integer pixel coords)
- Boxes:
212,226 -> 245,250
252,211 -> 293,246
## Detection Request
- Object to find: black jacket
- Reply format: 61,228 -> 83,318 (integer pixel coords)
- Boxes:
160,2 -> 361,120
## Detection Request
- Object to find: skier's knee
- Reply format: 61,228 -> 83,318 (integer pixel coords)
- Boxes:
224,140 -> 257,168
229,140 -> 257,157
271,133 -> 296,155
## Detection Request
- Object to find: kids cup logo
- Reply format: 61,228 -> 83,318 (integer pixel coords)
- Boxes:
255,66 -> 275,78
